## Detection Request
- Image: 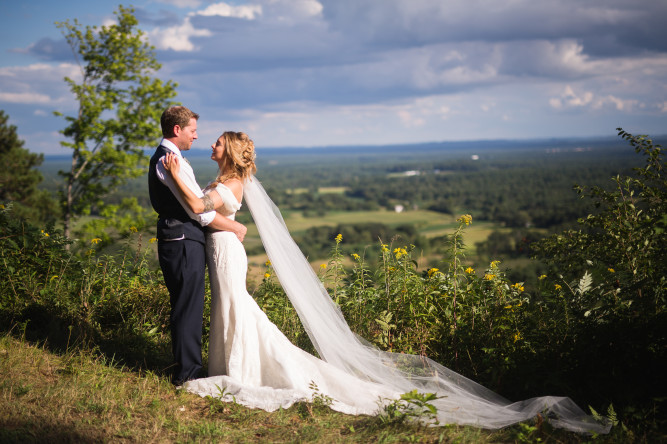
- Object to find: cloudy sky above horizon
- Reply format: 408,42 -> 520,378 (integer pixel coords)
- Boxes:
1,0 -> 666,154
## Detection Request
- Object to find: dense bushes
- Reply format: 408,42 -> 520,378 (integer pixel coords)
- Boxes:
0,205 -> 172,369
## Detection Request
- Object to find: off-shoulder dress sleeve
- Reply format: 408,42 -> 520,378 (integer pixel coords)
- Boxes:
212,183 -> 242,214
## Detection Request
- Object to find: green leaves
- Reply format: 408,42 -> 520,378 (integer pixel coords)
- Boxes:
55,6 -> 178,239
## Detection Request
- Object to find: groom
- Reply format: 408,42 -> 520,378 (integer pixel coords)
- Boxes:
148,106 -> 247,386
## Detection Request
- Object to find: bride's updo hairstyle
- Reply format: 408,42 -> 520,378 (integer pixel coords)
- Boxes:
216,131 -> 257,184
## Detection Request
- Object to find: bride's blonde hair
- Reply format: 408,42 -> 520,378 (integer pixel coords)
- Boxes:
215,131 -> 257,185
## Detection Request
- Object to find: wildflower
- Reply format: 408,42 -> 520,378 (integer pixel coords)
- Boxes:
465,267 -> 474,274
381,244 -> 389,253
320,263 -> 327,269
490,260 -> 501,268
335,233 -> 343,243
393,247 -> 407,259
513,332 -> 523,343
265,260 -> 271,267
538,274 -> 547,280
150,237 -> 157,243
512,283 -> 525,292
428,268 -> 439,277
351,253 -> 360,260
41,230 -> 49,237
608,268 -> 615,273
457,214 -> 473,226
0,204 -> 4,209
504,305 -> 513,309
555,284 -> 562,291
129,226 -> 138,233
264,272 -> 271,279
91,238 -> 102,245
484,274 -> 495,280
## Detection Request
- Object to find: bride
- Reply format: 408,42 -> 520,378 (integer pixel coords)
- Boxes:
162,131 -> 610,433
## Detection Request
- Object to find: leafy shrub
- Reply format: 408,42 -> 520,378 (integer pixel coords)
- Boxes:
0,205 -> 171,370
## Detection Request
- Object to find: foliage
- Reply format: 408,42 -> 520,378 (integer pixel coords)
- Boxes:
531,129 -> 666,404
2,130 -> 665,439
0,110 -> 56,223
379,390 -> 442,425
0,205 -> 170,369
54,5 -> 177,239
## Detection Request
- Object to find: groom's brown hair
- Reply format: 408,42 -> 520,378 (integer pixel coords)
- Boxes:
161,106 -> 200,138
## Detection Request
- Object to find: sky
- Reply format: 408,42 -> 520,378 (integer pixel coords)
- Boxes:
1,0 -> 666,154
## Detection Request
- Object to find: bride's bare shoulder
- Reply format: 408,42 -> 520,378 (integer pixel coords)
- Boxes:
222,178 -> 243,202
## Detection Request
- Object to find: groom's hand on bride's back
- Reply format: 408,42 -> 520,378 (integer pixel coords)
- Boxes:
234,222 -> 247,242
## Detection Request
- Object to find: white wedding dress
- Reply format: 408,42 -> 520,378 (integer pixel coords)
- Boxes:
184,178 -> 611,434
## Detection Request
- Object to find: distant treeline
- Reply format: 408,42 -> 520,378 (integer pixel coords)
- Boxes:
39,138 -> 641,260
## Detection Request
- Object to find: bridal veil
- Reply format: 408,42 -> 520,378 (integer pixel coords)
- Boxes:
243,176 -> 610,433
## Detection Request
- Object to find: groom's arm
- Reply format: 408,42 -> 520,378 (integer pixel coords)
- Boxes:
208,214 -> 247,242
155,153 -> 217,226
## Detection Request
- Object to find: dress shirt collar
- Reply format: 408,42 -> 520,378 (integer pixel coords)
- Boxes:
160,139 -> 182,157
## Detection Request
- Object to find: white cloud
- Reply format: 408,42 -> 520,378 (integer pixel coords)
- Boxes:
0,92 -> 51,104
0,63 -> 79,107
148,17 -> 212,51
193,3 -> 262,20
154,0 -> 202,8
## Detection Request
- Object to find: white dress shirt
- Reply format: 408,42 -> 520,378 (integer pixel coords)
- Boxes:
155,139 -> 216,227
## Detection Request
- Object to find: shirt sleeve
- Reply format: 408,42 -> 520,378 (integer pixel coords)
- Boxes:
155,155 -> 216,226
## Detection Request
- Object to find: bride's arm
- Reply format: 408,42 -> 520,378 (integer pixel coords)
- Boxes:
162,153 -> 223,213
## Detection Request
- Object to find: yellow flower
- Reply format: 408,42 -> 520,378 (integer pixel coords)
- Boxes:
555,284 -> 562,291
457,214 -> 473,226
264,272 -> 271,279
0,204 -> 4,209
335,233 -> 343,243
149,237 -> 157,243
538,274 -> 547,280
484,274 -> 495,280
428,268 -> 439,277
393,247 -> 407,259
513,332 -> 523,343
320,263 -> 327,269
504,304 -> 513,309
265,260 -> 271,267
351,253 -> 360,260
129,226 -> 138,233
91,238 -> 102,245
41,230 -> 49,237
608,268 -> 615,273
465,267 -> 474,274
381,244 -> 389,253
512,283 -> 524,292
490,260 -> 501,268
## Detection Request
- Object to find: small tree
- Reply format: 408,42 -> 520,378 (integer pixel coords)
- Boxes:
55,5 -> 177,239
533,128 -> 666,316
0,110 -> 56,222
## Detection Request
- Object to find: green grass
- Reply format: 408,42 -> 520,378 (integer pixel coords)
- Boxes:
277,209 -> 454,234
1,332 -> 621,443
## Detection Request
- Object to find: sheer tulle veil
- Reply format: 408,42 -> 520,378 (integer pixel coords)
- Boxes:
243,176 -> 610,433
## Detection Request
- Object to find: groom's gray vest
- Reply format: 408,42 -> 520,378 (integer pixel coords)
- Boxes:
148,145 -> 205,244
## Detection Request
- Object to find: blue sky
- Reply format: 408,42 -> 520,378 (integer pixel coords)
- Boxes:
1,0 -> 666,154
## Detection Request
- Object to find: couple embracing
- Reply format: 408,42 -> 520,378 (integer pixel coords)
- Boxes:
148,106 -> 610,433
